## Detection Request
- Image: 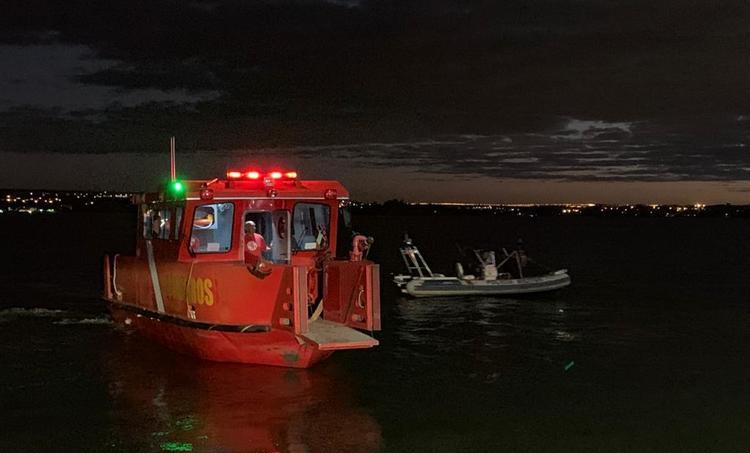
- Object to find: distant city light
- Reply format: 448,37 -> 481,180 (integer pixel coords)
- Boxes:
0,191 -> 745,217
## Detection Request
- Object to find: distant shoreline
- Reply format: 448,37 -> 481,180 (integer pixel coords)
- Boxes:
1,189 -> 748,218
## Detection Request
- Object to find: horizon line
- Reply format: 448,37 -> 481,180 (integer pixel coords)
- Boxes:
2,188 -> 747,207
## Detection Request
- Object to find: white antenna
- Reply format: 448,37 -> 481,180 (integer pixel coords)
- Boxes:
170,136 -> 176,181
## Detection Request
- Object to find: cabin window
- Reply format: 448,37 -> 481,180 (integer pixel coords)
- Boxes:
336,205 -> 352,256
189,203 -> 234,253
244,210 -> 291,264
142,205 -> 172,240
155,209 -> 172,240
142,205 -> 153,239
292,203 -> 330,251
173,207 -> 183,240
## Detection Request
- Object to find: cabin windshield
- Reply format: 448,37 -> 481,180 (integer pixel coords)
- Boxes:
189,203 -> 234,253
244,210 -> 291,264
292,203 -> 330,251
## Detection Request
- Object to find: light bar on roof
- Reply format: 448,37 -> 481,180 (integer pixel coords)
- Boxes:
224,169 -> 299,181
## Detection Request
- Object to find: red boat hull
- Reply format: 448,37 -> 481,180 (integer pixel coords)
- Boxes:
109,304 -> 333,368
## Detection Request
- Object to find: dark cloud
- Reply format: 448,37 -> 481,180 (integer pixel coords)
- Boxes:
4,0 -> 750,121
200,116 -> 750,182
2,0 -> 750,197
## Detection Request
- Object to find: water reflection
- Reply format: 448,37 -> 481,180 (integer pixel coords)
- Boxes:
389,295 -> 584,377
103,337 -> 381,453
393,295 -> 576,348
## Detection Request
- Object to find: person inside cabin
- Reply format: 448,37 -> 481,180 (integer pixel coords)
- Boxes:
161,211 -> 170,239
244,220 -> 271,275
151,213 -> 162,237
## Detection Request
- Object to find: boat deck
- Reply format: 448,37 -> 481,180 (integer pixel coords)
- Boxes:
301,319 -> 379,350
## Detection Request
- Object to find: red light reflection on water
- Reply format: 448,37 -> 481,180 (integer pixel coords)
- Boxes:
104,346 -> 381,452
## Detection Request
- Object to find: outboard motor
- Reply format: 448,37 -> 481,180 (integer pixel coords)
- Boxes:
455,262 -> 464,279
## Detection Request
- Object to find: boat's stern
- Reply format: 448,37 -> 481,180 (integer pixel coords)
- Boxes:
290,261 -> 381,353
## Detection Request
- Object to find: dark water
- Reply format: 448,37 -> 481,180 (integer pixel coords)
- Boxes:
2,213 -> 750,452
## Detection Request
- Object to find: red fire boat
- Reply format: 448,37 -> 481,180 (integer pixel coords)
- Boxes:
102,168 -> 380,368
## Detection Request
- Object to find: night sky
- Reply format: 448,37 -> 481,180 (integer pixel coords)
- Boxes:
2,0 -> 750,203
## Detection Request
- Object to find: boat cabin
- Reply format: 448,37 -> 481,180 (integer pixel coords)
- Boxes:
136,171 -> 349,265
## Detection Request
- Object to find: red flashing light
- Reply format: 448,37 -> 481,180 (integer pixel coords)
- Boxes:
324,189 -> 337,200
200,188 -> 214,200
226,169 -> 298,181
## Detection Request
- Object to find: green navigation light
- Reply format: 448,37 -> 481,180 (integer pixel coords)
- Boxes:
170,180 -> 185,195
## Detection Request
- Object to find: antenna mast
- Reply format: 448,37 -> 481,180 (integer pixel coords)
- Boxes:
170,136 -> 176,182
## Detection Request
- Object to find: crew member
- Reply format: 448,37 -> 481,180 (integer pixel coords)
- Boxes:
151,213 -> 162,237
244,220 -> 271,274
